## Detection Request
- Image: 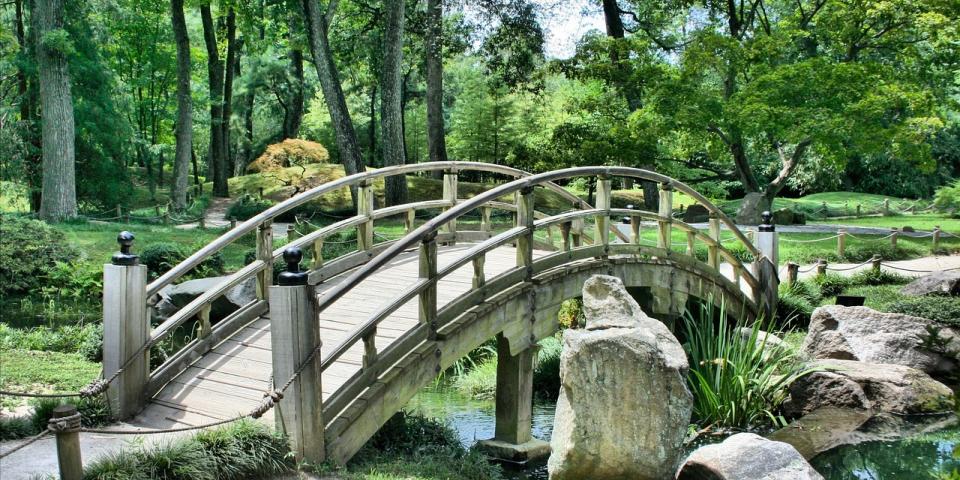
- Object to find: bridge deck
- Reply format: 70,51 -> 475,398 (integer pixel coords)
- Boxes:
136,243 -> 534,429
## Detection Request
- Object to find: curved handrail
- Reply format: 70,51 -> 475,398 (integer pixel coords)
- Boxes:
147,162 -> 590,297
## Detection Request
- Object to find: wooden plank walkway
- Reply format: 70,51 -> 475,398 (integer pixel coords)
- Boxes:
136,243 -> 530,429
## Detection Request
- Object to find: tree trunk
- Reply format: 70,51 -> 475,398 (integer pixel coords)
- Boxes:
302,0 -> 364,208
191,148 -> 200,187
35,0 -> 77,221
18,0 -> 42,212
284,13 -> 305,139
368,85 -> 377,167
425,0 -> 448,174
158,150 -> 165,187
380,0 -> 408,206
170,0 -> 192,211
201,4 -> 228,197
222,8 -> 238,177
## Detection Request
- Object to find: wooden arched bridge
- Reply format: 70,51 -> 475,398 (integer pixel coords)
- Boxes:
101,162 -> 779,465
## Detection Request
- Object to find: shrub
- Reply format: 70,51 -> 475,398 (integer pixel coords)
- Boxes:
452,359 -> 497,400
776,289 -> 816,329
849,268 -> 911,286
363,411 -> 461,456
887,296 -> 960,326
813,273 -> 852,298
681,300 -> 815,430
245,139 -> 330,173
0,323 -> 102,361
533,335 -> 562,399
841,242 -> 923,262
933,181 -> 960,213
0,215 -> 79,295
30,397 -> 111,434
226,195 -> 274,221
141,242 -> 224,279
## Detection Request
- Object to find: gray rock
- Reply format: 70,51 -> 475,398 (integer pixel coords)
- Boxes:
154,275 -> 257,322
736,192 -> 768,225
682,204 -> 710,223
784,360 -> 955,417
803,306 -> 958,374
548,275 -> 692,480
676,433 -> 823,480
900,270 -> 960,297
738,327 -> 787,352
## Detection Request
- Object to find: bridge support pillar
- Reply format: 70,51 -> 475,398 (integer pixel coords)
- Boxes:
477,334 -> 550,463
753,211 -> 779,320
270,248 -> 325,464
103,231 -> 149,420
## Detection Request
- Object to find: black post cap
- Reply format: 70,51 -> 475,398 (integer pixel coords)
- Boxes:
112,231 -> 139,266
278,247 -> 308,286
759,211 -> 775,232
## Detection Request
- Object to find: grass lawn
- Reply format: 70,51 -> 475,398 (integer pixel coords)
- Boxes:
815,213 -> 960,233
0,349 -> 101,409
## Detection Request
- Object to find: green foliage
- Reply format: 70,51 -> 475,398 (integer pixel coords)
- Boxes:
31,397 -> 111,433
0,416 -> 35,441
813,273 -> 853,297
83,420 -> 292,480
849,268 -> 911,286
226,195 -> 274,221
0,216 -> 79,295
887,296 -> 960,326
363,411 -> 461,456
681,300 -> 813,430
452,358 -> 497,400
0,322 -> 102,361
533,335 -> 562,399
934,181 -> 960,213
140,242 -> 224,279
776,286 -> 816,329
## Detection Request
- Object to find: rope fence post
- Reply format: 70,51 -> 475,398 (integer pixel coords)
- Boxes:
816,259 -> 828,277
837,228 -> 847,258
270,248 -> 324,464
786,262 -> 799,287
890,228 -> 898,248
883,199 -> 890,216
856,204 -> 861,218
103,231 -> 149,419
286,224 -> 297,243
933,226 -> 941,250
871,254 -> 881,272
198,215 -> 205,230
51,405 -> 82,480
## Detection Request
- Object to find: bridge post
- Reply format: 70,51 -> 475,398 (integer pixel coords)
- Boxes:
102,231 -> 149,419
481,206 -> 492,233
442,170 -> 458,241
753,211 -> 779,320
707,213 -> 721,269
516,186 -> 535,272
357,181 -> 374,251
657,183 -> 673,250
256,221 -> 273,302
595,176 -> 612,247
477,334 -> 550,463
419,233 -> 438,340
560,221 -> 572,252
270,248 -> 324,464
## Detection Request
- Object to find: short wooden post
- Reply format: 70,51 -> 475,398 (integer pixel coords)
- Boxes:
595,176 -> 612,247
405,209 -> 416,233
50,404 -> 82,480
472,255 -> 486,289
357,181 -> 374,251
116,204 -> 122,219
516,186 -> 535,274
270,248 -> 324,464
103,232 -> 149,419
230,218 -> 237,229
442,170 -> 458,239
163,212 -> 170,225
883,199 -> 890,216
821,201 -> 827,215
856,204 -> 862,218
256,221 -> 274,301
419,234 -> 438,339
259,186 -> 264,198
560,221 -> 572,252
786,262 -> 799,287
871,254 -> 881,272
198,216 -> 205,230
816,259 -> 828,277
312,239 -> 325,270
707,213 -> 721,269
480,206 -> 492,233
753,211 -> 779,319
837,229 -> 847,257
287,224 -> 297,243
154,205 -> 161,217
657,182 -> 673,250
933,226 -> 941,250
890,228 -> 898,248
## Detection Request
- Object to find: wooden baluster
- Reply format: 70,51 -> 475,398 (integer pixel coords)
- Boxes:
442,170 -> 458,240
787,262 -> 799,287
933,226 -> 941,250
595,176 -> 612,247
657,183 -> 673,250
560,221 -> 572,252
287,224 -> 297,243
405,209 -> 416,233
733,264 -> 742,290
571,218 -> 584,247
312,239 -> 325,270
419,234 -> 438,340
357,181 -> 374,251
198,304 -> 212,339
631,215 -> 640,244
516,186 -> 535,275
481,206 -> 492,233
708,213 -> 721,269
362,328 -> 378,369
686,231 -> 696,256
256,221 -> 273,301
472,254 -> 486,289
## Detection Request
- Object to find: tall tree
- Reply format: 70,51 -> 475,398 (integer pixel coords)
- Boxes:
380,0 -> 407,205
35,0 -> 77,220
302,0 -> 365,204
424,0 -> 448,167
14,0 -> 42,211
284,9 -> 306,139
200,3 -> 228,197
170,0 -> 192,210
222,7 -> 238,176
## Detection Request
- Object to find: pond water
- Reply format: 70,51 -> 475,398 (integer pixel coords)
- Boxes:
407,387 -> 960,480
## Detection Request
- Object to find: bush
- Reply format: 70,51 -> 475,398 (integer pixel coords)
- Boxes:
0,323 -> 102,361
776,288 -> 816,329
813,273 -> 852,298
363,411 -> 461,456
0,215 -> 79,295
887,296 -> 960,326
226,195 -> 274,221
681,300 -> 815,430
933,181 -> 960,213
533,335 -> 562,399
840,242 -> 923,262
141,242 -> 224,279
452,359 -> 497,400
245,139 -> 330,173
849,268 -> 911,286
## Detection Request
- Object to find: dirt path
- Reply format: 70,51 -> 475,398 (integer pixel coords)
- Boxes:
176,197 -> 292,239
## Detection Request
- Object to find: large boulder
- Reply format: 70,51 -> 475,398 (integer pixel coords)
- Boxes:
676,433 -> 823,480
784,360 -> 955,417
683,204 -> 711,223
900,270 -> 960,297
154,275 -> 257,323
736,192 -> 768,225
548,275 -> 692,480
803,305 -> 958,374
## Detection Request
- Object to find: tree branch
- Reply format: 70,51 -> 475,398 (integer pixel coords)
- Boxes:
767,138 -> 812,194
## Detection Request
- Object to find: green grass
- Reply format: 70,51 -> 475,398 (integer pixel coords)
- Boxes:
0,349 -> 101,409
815,213 -> 960,232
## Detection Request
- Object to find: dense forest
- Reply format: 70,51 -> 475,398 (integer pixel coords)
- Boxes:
1,0 -> 959,222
